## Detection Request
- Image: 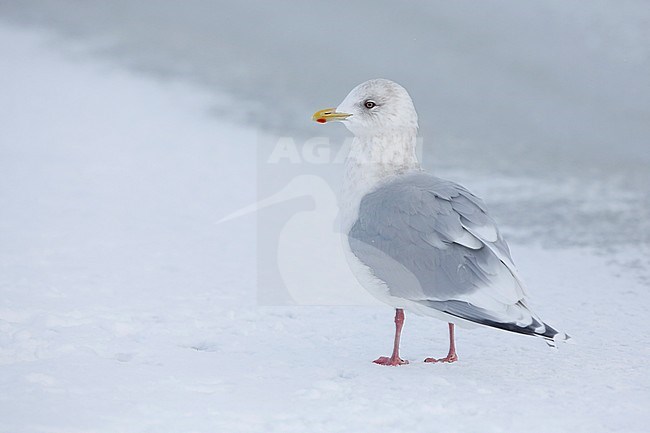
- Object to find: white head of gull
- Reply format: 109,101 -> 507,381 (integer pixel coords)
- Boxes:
315,79 -> 421,232
313,78 -> 569,366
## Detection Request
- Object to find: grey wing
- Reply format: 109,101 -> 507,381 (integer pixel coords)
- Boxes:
348,172 -> 562,342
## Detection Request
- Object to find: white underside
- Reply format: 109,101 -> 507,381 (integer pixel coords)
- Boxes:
340,233 -> 480,329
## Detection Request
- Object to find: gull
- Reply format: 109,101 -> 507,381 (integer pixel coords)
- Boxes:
313,79 -> 568,365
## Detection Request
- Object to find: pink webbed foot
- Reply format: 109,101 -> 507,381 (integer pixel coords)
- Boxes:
425,323 -> 459,363
424,353 -> 458,363
373,356 -> 409,366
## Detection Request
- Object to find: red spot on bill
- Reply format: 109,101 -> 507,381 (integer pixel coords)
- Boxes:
317,118 -> 326,123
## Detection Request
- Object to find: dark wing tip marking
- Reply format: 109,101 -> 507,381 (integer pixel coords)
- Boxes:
420,299 -> 567,345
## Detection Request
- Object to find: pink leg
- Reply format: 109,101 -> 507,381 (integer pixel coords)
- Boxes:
424,323 -> 459,363
373,309 -> 409,366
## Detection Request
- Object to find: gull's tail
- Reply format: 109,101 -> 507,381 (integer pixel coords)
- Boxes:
467,311 -> 571,348
421,299 -> 570,347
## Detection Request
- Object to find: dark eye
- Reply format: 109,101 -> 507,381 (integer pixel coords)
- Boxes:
364,100 -> 376,109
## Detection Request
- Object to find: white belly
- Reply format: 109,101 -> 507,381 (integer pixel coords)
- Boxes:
340,232 -> 480,328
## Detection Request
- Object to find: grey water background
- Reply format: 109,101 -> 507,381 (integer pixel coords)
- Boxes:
1,0 -> 649,250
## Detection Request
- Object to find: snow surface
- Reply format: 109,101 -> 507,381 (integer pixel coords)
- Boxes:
1,24 -> 650,433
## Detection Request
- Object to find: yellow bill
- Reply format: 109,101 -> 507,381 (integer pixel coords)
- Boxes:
312,108 -> 352,123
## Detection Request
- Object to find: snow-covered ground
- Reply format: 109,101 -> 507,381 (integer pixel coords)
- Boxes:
1,23 -> 649,433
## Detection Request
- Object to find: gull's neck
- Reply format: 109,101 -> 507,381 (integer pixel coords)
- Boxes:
340,128 -> 421,232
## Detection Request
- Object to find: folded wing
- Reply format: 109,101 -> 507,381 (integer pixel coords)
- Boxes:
348,172 -> 565,344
